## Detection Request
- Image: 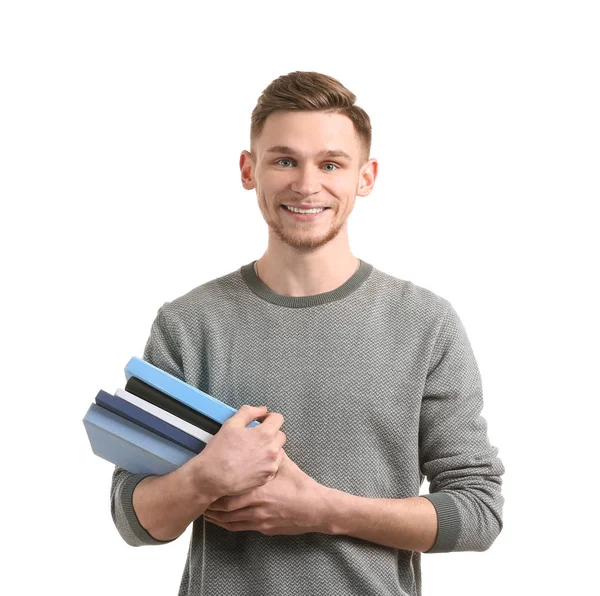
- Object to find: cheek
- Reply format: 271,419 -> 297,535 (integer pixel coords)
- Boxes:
333,178 -> 355,199
260,179 -> 286,202
261,170 -> 287,189
341,195 -> 357,214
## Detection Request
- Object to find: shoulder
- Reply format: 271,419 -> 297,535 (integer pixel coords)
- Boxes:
156,267 -> 246,325
367,264 -> 452,322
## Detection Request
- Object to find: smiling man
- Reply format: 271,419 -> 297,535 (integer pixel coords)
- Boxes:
248,110 -> 369,255
239,107 -> 377,296
110,71 -> 504,596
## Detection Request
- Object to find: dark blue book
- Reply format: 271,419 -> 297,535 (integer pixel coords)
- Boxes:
94,390 -> 205,454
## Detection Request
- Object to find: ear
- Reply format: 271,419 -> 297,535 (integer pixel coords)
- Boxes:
357,158 -> 378,197
240,150 -> 256,190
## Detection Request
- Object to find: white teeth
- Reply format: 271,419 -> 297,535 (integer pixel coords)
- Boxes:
285,206 -> 325,214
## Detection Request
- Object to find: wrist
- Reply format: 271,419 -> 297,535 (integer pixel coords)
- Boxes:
178,455 -> 223,507
316,486 -> 347,535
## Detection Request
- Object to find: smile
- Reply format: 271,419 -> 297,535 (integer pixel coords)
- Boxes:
281,205 -> 330,222
284,205 -> 326,214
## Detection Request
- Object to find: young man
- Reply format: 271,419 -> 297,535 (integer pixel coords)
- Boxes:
111,71 -> 504,596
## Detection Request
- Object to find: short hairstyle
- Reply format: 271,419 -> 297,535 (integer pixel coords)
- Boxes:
250,71 -> 372,166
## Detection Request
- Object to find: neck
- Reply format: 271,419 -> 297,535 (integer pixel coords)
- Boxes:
255,233 -> 359,297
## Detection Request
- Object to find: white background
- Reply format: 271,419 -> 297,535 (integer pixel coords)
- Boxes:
1,1 -> 598,594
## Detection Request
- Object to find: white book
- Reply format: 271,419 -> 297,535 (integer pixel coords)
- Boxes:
115,387 -> 214,444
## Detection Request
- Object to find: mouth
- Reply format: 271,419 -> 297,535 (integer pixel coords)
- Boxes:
281,204 -> 330,222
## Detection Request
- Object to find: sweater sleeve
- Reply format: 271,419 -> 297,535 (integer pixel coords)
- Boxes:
110,305 -> 185,546
419,302 -> 504,553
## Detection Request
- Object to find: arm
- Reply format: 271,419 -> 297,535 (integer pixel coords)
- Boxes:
319,490 -> 438,552
418,302 -> 504,553
110,305 -> 287,546
329,303 -> 504,553
110,460 -> 216,546
129,459 -> 218,542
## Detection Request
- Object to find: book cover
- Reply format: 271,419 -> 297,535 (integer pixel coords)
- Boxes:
95,389 -> 206,454
125,376 -> 221,436
114,387 -> 214,444
124,357 -> 259,427
83,403 -> 197,475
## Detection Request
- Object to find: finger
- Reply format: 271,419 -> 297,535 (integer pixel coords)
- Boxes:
272,448 -> 285,472
206,518 -> 258,533
204,516 -> 229,530
207,506 -> 262,524
226,405 -> 268,428
254,411 -> 284,434
274,430 -> 287,449
206,496 -> 230,511
208,494 -> 248,512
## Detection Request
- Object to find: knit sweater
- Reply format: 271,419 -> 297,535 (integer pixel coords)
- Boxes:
110,260 -> 504,596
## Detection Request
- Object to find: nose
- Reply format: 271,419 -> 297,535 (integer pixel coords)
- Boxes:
290,165 -> 322,196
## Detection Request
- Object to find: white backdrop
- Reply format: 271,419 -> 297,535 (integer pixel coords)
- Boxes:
1,1 -> 598,594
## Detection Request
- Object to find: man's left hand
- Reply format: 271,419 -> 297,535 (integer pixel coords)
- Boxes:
204,450 -> 331,535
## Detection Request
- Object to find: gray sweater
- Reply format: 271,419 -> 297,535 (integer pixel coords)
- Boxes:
111,260 -> 504,596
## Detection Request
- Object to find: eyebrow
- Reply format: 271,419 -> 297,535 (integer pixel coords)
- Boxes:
264,145 -> 352,162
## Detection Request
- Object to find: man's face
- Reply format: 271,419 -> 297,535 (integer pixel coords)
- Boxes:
241,110 -> 377,252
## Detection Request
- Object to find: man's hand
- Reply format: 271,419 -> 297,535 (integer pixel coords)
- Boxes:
184,405 -> 287,500
204,451 -> 331,535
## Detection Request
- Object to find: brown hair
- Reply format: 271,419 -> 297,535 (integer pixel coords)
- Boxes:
250,71 -> 372,166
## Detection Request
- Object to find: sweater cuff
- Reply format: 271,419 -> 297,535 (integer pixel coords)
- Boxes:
421,492 -> 461,553
120,473 -> 176,546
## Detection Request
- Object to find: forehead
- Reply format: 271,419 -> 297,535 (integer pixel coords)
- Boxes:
258,110 -> 359,161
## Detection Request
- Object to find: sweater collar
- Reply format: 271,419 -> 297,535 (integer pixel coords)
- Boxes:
240,259 -> 373,308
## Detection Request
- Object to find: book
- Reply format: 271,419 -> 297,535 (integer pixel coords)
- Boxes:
83,403 -> 198,475
124,357 -> 259,427
125,376 -> 221,436
114,387 -> 214,444
95,389 -> 206,454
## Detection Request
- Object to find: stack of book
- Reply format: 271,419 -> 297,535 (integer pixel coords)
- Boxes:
83,357 -> 258,476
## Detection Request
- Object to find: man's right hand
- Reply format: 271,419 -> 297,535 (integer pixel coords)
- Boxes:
185,405 -> 287,500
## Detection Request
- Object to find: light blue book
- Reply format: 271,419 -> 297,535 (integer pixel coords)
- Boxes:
124,357 -> 259,427
83,403 -> 198,475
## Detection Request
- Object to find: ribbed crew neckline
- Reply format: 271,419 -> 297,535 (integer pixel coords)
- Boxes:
240,259 -> 373,308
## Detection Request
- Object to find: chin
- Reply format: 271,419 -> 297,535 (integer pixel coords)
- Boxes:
276,227 -> 343,251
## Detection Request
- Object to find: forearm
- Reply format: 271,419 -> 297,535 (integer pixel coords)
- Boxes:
321,488 -> 438,553
132,460 -> 218,542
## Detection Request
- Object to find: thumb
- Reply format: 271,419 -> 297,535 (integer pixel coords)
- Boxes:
226,404 -> 268,427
